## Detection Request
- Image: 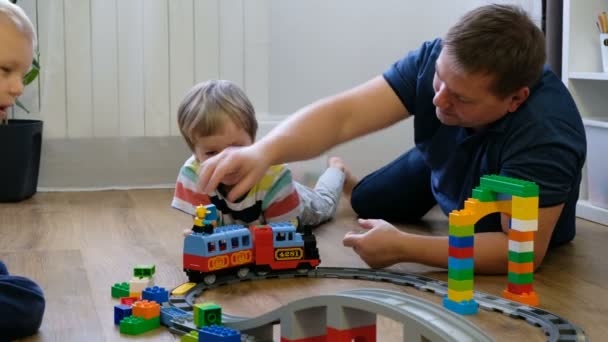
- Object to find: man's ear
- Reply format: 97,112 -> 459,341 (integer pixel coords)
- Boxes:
507,87 -> 530,113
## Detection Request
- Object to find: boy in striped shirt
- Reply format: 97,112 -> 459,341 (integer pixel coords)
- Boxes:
172,80 -> 356,229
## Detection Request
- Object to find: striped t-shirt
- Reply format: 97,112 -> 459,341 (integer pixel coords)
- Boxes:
172,155 -> 303,225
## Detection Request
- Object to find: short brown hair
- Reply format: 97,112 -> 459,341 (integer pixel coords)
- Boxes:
177,80 -> 258,151
443,4 -> 546,98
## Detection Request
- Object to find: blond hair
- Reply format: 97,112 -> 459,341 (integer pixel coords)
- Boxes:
177,80 -> 257,151
0,0 -> 37,49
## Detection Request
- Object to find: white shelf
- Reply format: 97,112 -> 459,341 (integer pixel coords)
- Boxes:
576,200 -> 608,226
569,72 -> 608,80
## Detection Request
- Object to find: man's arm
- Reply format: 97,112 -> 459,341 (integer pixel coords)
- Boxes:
343,204 -> 564,273
199,76 -> 410,200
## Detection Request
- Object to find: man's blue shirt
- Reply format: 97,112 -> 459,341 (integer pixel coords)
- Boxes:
383,38 -> 586,245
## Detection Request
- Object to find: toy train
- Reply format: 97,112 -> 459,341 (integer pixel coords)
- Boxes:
183,205 -> 321,284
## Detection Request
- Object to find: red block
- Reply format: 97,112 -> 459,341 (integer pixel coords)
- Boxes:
508,283 -> 534,295
449,246 -> 474,258
326,325 -> 376,342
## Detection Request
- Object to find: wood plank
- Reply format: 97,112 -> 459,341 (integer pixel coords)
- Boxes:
37,0 -> 67,138
1,190 -> 606,340
168,0 -> 195,137
64,0 -> 93,138
116,0 -> 145,137
91,0 -> 119,137
143,0 -> 170,137
193,0 -> 219,83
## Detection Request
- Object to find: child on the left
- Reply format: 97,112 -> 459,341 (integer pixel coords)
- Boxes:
0,0 -> 46,339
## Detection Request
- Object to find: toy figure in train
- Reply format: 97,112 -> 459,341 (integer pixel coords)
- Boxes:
183,204 -> 321,284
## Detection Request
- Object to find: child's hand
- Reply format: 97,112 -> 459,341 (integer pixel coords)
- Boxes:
183,228 -> 193,236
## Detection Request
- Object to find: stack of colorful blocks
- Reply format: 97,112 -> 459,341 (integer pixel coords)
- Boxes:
180,302 -> 241,342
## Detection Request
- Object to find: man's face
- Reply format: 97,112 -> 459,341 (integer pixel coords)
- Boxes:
193,120 -> 253,185
432,51 -> 526,130
0,22 -> 33,120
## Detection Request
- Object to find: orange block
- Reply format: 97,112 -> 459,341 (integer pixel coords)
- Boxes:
132,300 -> 160,319
508,230 -> 535,242
508,261 -> 534,274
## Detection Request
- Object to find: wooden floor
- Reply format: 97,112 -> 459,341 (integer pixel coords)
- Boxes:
1,189 -> 607,341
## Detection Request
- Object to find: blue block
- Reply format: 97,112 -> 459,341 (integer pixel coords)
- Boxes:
160,306 -> 192,327
204,204 -> 218,221
199,325 -> 241,342
443,296 -> 478,315
184,233 -> 208,256
114,304 -> 132,325
448,235 -> 474,248
448,257 -> 474,270
142,286 -> 169,304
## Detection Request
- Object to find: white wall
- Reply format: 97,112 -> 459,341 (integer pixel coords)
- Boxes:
15,0 -> 541,189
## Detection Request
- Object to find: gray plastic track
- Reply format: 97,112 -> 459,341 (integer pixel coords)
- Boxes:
169,267 -> 587,342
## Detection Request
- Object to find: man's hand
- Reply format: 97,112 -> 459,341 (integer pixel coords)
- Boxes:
342,218 -> 409,269
197,145 -> 271,202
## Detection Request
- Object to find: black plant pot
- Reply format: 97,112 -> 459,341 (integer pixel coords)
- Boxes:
0,119 -> 43,202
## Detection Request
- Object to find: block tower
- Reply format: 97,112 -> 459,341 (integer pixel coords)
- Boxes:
443,175 -> 539,315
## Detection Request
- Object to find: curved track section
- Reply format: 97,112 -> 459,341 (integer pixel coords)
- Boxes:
169,267 -> 587,342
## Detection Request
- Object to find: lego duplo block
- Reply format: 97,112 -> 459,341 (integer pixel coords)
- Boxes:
134,264 -> 156,278
508,272 -> 534,284
114,304 -> 132,325
111,282 -> 130,298
448,246 -> 474,259
142,286 -> 169,304
510,218 -> 538,232
181,330 -> 198,342
448,268 -> 474,281
448,235 -> 474,248
199,325 -> 241,342
326,325 -> 376,342
508,230 -> 535,242
479,175 -> 539,198
447,289 -> 474,302
508,240 -> 534,253
472,186 -> 497,202
120,296 -> 140,306
448,209 -> 477,226
448,279 -> 474,291
511,196 -> 539,220
194,302 -> 222,328
448,224 -> 474,237
448,257 -> 474,270
507,283 -> 534,295
508,261 -> 534,274
508,251 -> 534,263
119,315 -> 160,335
130,276 -> 153,296
132,300 -> 161,319
443,296 -> 478,315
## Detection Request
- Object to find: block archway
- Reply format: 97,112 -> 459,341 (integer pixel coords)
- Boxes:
443,175 -> 539,315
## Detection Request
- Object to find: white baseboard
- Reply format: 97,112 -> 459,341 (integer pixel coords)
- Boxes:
576,200 -> 608,226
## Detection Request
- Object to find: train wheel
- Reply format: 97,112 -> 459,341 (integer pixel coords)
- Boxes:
187,270 -> 203,283
256,265 -> 271,276
236,267 -> 250,279
296,262 -> 313,273
203,274 -> 216,285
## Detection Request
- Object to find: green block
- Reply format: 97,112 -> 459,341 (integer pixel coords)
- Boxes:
119,316 -> 160,335
509,251 -> 534,263
472,187 -> 497,202
479,175 -> 539,198
194,302 -> 222,328
181,330 -> 199,342
448,268 -> 474,280
134,264 -> 156,277
111,282 -> 130,298
449,224 -> 474,237
448,278 -> 474,291
508,272 -> 534,284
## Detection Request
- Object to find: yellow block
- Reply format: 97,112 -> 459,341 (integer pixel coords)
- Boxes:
450,199 -> 512,226
447,289 -> 474,302
511,196 -> 539,220
172,282 -> 196,296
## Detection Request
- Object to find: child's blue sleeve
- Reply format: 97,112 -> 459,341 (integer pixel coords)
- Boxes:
0,261 -> 45,340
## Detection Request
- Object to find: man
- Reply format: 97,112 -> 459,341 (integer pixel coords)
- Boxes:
195,5 -> 586,274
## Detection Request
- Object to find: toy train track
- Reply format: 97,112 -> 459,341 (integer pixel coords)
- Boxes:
168,267 -> 587,342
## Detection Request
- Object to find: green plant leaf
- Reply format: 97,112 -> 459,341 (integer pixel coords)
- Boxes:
15,99 -> 29,113
23,66 -> 39,86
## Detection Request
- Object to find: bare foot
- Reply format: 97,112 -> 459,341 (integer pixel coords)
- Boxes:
328,157 -> 358,195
